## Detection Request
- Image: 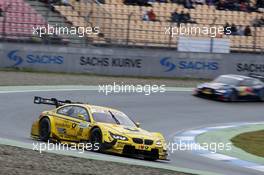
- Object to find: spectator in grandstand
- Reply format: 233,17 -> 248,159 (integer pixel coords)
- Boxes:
244,25 -> 252,36
252,17 -> 264,27
184,0 -> 194,9
183,11 -> 192,22
150,0 -> 168,2
142,11 -> 149,21
179,11 -> 185,23
256,0 -> 264,8
236,26 -> 244,36
158,0 -> 168,2
215,0 -> 251,11
137,0 -> 149,6
0,6 -> 3,17
239,1 -> 249,12
178,10 -> 195,23
224,22 -> 231,35
230,23 -> 238,35
61,0 -> 70,5
147,9 -> 157,21
98,0 -> 105,3
46,0 -> 70,5
216,0 -> 226,10
234,1 -> 241,11
170,0 -> 194,9
193,0 -> 206,5
171,9 -> 180,23
123,0 -> 134,5
206,0 -> 215,5
259,17 -> 264,25
48,0 -> 60,4
39,0 -> 51,3
124,0 -> 152,6
148,0 -> 155,4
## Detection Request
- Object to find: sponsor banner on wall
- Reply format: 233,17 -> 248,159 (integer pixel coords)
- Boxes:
235,62 -> 264,74
157,57 -> 221,78
0,43 -> 263,79
4,49 -> 66,71
77,55 -> 222,78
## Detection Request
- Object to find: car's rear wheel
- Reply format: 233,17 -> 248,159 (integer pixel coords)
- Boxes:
39,118 -> 51,142
90,128 -> 103,151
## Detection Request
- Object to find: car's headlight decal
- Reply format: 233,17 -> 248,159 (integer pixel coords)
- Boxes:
109,132 -> 128,141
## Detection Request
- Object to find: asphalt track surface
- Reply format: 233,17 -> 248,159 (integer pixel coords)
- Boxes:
0,89 -> 263,175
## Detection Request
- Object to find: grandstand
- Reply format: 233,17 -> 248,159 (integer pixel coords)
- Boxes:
0,0 -> 46,40
0,0 -> 263,52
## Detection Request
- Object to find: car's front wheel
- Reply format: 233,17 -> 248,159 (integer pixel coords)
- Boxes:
90,128 -> 103,152
229,91 -> 238,102
144,155 -> 158,161
39,117 -> 51,142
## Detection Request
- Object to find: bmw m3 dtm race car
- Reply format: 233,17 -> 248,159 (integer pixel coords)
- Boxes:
31,97 -> 168,161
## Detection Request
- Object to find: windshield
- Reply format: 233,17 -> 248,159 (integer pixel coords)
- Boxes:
213,76 -> 241,86
92,109 -> 136,127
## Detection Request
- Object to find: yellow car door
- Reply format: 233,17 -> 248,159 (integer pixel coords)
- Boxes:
54,105 -> 91,142
55,105 -> 81,141
70,106 -> 91,141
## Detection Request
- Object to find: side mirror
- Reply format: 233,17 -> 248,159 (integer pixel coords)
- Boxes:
135,122 -> 140,128
78,114 -> 85,120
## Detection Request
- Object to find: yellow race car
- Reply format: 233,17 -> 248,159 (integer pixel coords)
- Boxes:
31,97 -> 168,161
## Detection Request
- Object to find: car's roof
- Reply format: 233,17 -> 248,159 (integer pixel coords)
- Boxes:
63,104 -> 121,113
219,74 -> 251,81
88,105 -> 121,113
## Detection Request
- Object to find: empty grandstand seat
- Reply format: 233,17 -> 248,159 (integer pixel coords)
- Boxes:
49,0 -> 264,51
0,0 -> 47,39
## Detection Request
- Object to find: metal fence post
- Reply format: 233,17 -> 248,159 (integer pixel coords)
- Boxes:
126,12 -> 133,46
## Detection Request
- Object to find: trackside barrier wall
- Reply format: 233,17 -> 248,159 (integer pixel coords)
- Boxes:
0,43 -> 263,79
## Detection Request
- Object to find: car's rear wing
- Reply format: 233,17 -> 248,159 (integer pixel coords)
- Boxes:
248,73 -> 264,82
34,96 -> 83,108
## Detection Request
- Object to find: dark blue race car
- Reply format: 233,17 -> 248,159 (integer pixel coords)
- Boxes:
194,74 -> 264,102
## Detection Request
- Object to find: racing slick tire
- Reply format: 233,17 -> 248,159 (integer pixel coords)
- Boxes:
144,157 -> 158,161
90,128 -> 104,152
39,117 -> 51,142
229,91 -> 238,102
259,90 -> 264,102
144,155 -> 158,161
